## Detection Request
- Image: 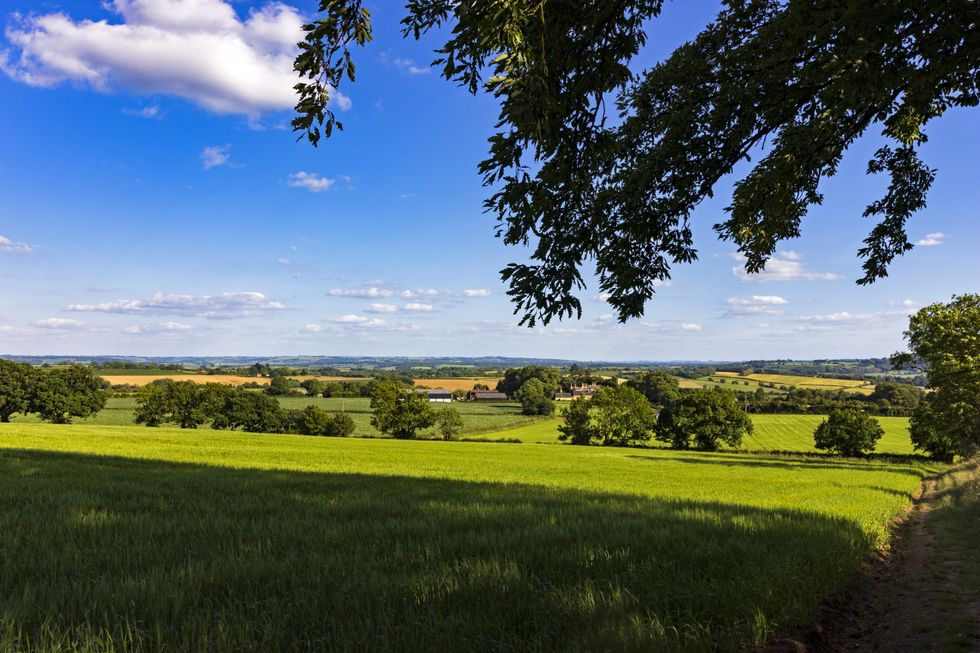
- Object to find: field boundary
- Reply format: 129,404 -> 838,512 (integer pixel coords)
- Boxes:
765,459 -> 980,652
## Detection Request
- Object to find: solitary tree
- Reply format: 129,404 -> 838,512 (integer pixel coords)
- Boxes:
370,379 -> 434,439
434,407 -> 464,441
301,378 -> 325,398
0,359 -> 35,422
893,294 -> 980,461
656,388 -> 753,451
813,409 -> 885,457
294,2 -> 976,325
327,412 -> 357,437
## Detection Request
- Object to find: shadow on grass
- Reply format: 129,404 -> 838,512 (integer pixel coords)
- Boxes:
0,449 -> 873,652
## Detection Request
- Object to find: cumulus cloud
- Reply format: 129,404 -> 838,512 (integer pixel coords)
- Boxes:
200,145 -> 235,169
915,232 -> 945,247
403,302 -> 434,312
33,317 -> 85,329
731,251 -> 843,283
300,324 -> 322,334
795,310 -> 906,324
643,322 -> 703,333
723,295 -> 789,317
0,235 -> 37,253
1,0 -> 351,117
66,291 -> 285,319
287,171 -> 334,192
328,314 -> 388,328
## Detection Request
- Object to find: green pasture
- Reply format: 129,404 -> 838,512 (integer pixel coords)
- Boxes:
0,423 -> 939,652
746,414 -> 912,454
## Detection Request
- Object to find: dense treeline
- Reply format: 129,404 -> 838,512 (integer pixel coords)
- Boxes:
0,360 -> 108,423
739,383 -> 923,417
135,380 -> 355,437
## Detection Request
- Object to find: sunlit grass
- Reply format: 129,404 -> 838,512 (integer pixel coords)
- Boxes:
0,422 -> 939,651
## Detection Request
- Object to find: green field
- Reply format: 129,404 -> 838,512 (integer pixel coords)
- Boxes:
8,396 -> 546,438
0,423 -> 939,651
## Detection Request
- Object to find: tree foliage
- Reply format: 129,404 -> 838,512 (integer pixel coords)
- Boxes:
496,366 -> 561,396
656,388 -> 753,451
434,407 -> 464,441
513,378 -> 555,416
294,1 -> 977,324
0,359 -> 35,422
813,409 -> 885,457
558,386 -> 656,446
370,379 -> 434,439
626,371 -> 680,407
894,294 -> 980,460
29,366 -> 109,424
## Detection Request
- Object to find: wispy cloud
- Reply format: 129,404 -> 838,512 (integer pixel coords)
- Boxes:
67,291 -> 285,319
393,57 -> 430,75
33,317 -> 85,330
403,302 -> 434,312
915,232 -> 945,247
123,104 -> 160,119
287,171 -> 335,192
0,235 -> 37,253
200,145 -> 235,169
365,303 -> 399,314
328,287 -> 396,299
731,251 -> 843,283
122,321 -> 195,335
1,0 -> 351,117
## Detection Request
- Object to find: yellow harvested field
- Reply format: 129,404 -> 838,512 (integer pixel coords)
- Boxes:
101,375 -> 366,387
410,378 -> 502,392
714,371 -> 741,377
677,378 -> 703,389
745,373 -> 868,388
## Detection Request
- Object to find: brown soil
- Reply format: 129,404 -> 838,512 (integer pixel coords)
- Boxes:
765,470 -> 976,653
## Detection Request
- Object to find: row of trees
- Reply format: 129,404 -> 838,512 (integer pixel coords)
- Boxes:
134,380 -> 355,437
0,361 -> 108,424
559,384 -> 754,452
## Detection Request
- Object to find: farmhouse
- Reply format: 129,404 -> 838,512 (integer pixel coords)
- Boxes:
468,390 -> 509,401
555,384 -> 599,400
417,388 -> 453,403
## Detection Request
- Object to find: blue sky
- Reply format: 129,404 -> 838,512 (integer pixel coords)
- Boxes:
0,0 -> 976,360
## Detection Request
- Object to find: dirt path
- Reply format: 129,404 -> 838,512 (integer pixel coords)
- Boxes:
768,465 -> 980,653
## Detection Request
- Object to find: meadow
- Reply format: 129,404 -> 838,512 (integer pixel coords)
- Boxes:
0,423 -> 940,652
702,372 -> 875,395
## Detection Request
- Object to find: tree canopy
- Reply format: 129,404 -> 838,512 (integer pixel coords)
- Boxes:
370,379 -> 435,439
558,386 -> 656,446
813,408 -> 885,457
294,1 -> 977,325
656,387 -> 753,451
893,293 -> 980,460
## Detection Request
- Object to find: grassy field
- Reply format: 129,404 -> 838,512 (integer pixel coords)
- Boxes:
0,423 -> 940,652
10,396 -> 544,438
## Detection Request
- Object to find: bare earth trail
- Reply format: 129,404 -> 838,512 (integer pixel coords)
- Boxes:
771,460 -> 980,653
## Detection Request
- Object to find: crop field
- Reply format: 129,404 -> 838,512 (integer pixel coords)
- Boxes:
99,374 -> 371,387
0,423 -> 939,652
746,415 -> 913,454
410,377 -> 503,391
700,372 -> 875,395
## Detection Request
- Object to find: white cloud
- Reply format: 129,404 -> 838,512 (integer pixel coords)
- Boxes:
461,289 -> 492,298
915,232 -> 945,247
300,324 -> 322,334
399,289 -> 440,299
200,145 -> 234,169
122,321 -> 194,335
0,235 -> 37,253
795,310 -> 905,324
1,0 -> 351,117
287,171 -> 334,192
33,317 -> 85,329
123,104 -> 160,118
889,299 -> 921,309
731,251 -> 843,283
393,57 -> 430,75
403,302 -> 434,312
328,287 -> 395,298
365,303 -> 399,313
723,295 -> 789,317
66,291 -> 285,319
642,322 -> 703,333
329,314 -> 388,328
